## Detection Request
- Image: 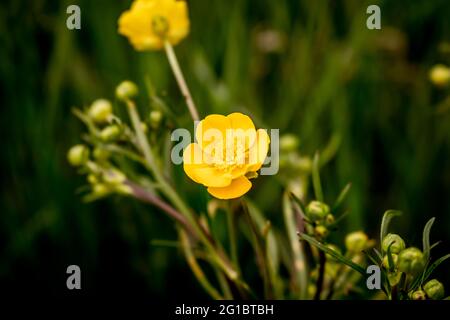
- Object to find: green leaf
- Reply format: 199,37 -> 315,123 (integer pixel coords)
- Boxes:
363,250 -> 381,266
299,233 -> 366,275
430,241 -> 442,251
380,210 -> 402,249
312,152 -> 324,202
422,217 -> 435,262
386,242 -> 395,273
283,193 -> 308,299
423,253 -> 450,283
373,248 -> 383,261
332,183 -> 352,212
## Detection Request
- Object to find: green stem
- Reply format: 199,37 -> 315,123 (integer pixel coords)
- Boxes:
180,230 -> 223,300
283,192 -> 308,299
125,99 -> 239,283
314,250 -> 326,300
227,202 -> 240,275
164,40 -> 200,122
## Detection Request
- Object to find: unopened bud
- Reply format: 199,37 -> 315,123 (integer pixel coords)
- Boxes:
100,125 -> 121,142
280,134 -> 299,153
93,148 -> 110,162
103,169 -> 126,185
382,233 -> 405,254
87,174 -> 99,185
430,64 -> 450,87
149,110 -> 163,128
397,247 -> 425,275
306,201 -> 330,222
345,231 -> 369,253
116,80 -> 138,101
314,225 -> 329,238
382,253 -> 398,270
92,183 -> 110,197
89,99 -> 112,123
423,279 -> 445,300
411,290 -> 427,300
67,144 -> 89,166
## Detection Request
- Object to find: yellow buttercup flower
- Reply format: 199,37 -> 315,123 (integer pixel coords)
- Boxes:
183,113 -> 270,200
118,0 -> 190,51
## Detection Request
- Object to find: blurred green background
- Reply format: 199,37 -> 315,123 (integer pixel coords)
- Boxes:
1,0 -> 449,298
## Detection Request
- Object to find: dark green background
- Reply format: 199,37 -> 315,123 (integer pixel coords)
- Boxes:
1,0 -> 449,298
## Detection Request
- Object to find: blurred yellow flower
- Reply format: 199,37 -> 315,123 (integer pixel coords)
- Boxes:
118,0 -> 190,51
183,113 -> 270,200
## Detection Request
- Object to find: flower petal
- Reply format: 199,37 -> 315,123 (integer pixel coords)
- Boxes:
227,112 -> 256,150
247,129 -> 270,172
207,176 -> 252,200
183,143 -> 232,187
195,114 -> 230,151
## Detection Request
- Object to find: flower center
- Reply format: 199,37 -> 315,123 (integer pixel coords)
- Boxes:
209,137 -> 247,172
152,15 -> 169,37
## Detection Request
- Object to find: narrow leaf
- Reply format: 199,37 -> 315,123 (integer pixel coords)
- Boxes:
423,253 -> 450,283
422,217 -> 435,262
312,152 -> 324,201
332,183 -> 352,212
299,233 -> 366,275
380,210 -> 402,248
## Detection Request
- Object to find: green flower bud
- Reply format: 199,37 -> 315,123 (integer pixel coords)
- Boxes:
149,110 -> 163,128
116,80 -> 138,101
141,122 -> 148,134
115,184 -> 133,195
92,183 -> 110,197
93,148 -> 110,162
345,231 -> 369,253
382,233 -> 405,254
325,214 -> 335,225
314,225 -> 329,238
382,253 -> 398,270
100,125 -> 121,142
397,247 -> 425,275
279,134 -> 299,152
387,272 -> 402,286
429,64 -> 450,87
89,99 -> 112,123
103,169 -> 126,185
67,144 -> 89,166
410,290 -> 427,300
423,279 -> 445,300
306,201 -> 330,222
87,174 -> 99,185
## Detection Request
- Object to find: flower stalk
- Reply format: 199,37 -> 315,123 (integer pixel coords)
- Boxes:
164,40 -> 200,122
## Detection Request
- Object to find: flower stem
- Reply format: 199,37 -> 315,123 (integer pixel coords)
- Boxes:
314,250 -> 326,300
227,202 -> 240,275
164,40 -> 200,122
180,230 -> 223,300
125,99 -> 238,283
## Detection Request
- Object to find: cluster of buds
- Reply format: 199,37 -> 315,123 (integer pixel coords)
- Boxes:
410,279 -> 445,300
67,81 -> 165,201
278,134 -> 312,199
381,233 -> 425,277
306,201 -> 334,240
